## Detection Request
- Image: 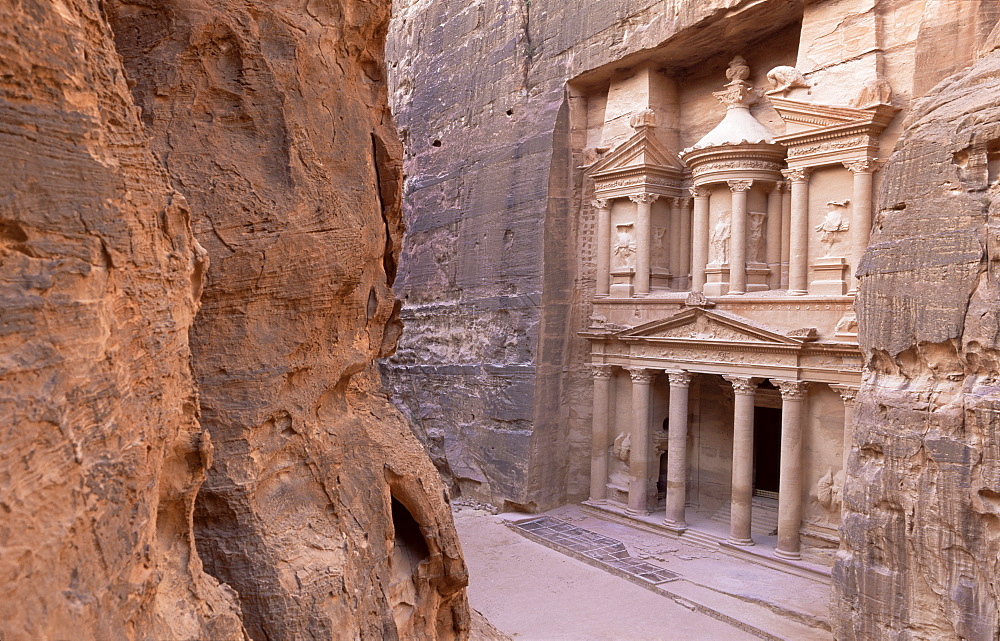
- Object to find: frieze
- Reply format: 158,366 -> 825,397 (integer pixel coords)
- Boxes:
631,344 -> 799,367
595,176 -> 682,190
691,160 -> 782,177
786,136 -> 877,158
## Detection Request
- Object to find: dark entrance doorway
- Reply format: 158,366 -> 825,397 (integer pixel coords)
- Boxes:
753,406 -> 781,497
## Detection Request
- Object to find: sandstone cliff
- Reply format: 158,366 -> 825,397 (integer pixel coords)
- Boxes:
834,49 -> 1000,640
1,1 -> 468,640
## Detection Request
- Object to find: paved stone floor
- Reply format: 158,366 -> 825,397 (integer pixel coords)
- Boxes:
515,516 -> 679,584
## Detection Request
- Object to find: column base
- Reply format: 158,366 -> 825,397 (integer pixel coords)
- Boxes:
774,548 -> 802,561
726,536 -> 755,547
594,293 -> 610,299
788,289 -> 808,296
633,292 -> 648,298
661,519 -> 687,533
582,499 -> 609,508
624,507 -> 652,517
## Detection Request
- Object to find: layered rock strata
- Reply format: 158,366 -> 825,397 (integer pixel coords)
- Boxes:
1,1 -> 468,639
834,47 -> 1000,641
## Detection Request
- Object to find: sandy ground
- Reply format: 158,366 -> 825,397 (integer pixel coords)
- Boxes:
454,506 -> 758,641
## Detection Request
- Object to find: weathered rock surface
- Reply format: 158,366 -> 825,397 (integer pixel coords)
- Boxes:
0,1 -> 245,639
834,49 -> 1000,640
2,0 -> 469,640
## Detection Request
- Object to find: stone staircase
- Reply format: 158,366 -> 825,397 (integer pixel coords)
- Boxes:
705,496 -> 780,536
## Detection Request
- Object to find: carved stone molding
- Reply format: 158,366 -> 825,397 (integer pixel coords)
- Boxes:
727,179 -> 754,192
829,384 -> 859,407
591,198 -> 610,209
667,371 -> 692,388
723,375 -> 759,396
781,167 -> 811,182
774,379 -> 809,400
843,159 -> 879,174
628,193 -> 660,205
626,367 -> 655,383
689,185 -> 711,199
590,364 -> 614,379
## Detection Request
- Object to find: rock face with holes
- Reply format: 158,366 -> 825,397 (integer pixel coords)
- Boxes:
1,1 -> 468,640
833,47 -> 1000,640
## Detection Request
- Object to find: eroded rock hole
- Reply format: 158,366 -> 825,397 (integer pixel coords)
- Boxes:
388,496 -> 430,636
431,139 -> 441,147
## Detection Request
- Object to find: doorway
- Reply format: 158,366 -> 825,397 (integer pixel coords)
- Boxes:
753,406 -> 781,497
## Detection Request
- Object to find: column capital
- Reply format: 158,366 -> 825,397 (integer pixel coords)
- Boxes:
723,375 -> 759,396
590,364 -> 614,379
774,180 -> 789,193
667,370 -> 693,388
628,193 -> 659,204
626,367 -> 655,383
727,179 -> 754,193
689,185 -> 711,199
674,196 -> 692,209
591,198 -> 610,209
773,379 -> 809,400
781,167 -> 811,182
843,158 -> 880,174
829,384 -> 859,406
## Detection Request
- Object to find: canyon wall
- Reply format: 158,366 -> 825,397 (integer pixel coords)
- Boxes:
1,1 -> 468,640
834,41 -> 1000,641
384,0 -> 794,511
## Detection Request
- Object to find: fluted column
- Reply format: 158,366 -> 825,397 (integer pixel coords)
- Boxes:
781,168 -> 811,295
593,199 -> 611,297
727,180 -> 752,295
774,380 -> 809,560
690,186 -> 711,291
780,181 -> 791,289
765,182 -> 784,290
626,367 -> 654,515
589,365 -> 614,502
629,193 -> 658,297
830,385 -> 859,475
669,197 -> 682,285
678,197 -> 692,290
724,375 -> 758,546
844,160 -> 876,294
663,371 -> 692,531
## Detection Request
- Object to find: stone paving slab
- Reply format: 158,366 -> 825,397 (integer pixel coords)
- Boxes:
514,516 -> 679,584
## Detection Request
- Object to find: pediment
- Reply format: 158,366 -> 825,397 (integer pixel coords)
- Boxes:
615,308 -> 807,346
587,128 -> 684,176
769,97 -> 898,134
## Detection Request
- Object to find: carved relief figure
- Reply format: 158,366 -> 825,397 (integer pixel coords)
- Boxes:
613,223 -> 636,268
747,211 -> 766,263
653,226 -> 667,251
766,65 -> 811,95
815,200 -> 851,256
613,432 -> 631,462
850,77 -> 893,108
710,212 -> 731,265
815,468 -> 844,524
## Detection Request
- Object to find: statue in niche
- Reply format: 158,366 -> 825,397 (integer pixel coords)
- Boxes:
710,212 -> 731,265
613,432 -> 631,462
746,211 -> 766,263
613,224 -> 636,268
815,200 -> 851,257
766,65 -> 811,95
653,226 -> 667,251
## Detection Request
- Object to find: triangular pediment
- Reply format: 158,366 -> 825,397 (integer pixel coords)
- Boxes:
769,97 -> 898,134
587,128 -> 684,175
614,308 -> 806,345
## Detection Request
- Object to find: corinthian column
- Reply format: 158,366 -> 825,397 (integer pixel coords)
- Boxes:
589,365 -> 615,502
765,182 -> 784,290
690,186 -> 711,291
830,384 -> 859,475
626,367 -> 654,515
844,160 -> 876,294
664,371 -> 692,531
669,197 -> 683,285
593,199 -> 611,297
781,168 -> 811,295
774,380 -> 808,560
723,375 -> 758,546
678,197 -> 692,290
727,180 -> 753,295
629,193 -> 658,297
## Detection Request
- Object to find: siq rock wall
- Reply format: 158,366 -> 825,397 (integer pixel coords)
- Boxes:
383,0 -> 786,512
0,1 -> 245,639
106,0 -> 470,639
1,0 -> 469,640
834,44 -> 1000,640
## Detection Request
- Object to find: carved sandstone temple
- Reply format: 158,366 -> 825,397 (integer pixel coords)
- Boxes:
580,54 -> 895,564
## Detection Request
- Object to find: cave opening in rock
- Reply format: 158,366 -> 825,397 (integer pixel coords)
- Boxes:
391,495 -> 430,561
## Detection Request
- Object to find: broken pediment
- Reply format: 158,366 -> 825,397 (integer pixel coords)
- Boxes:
588,127 -> 685,198
770,97 -> 899,166
614,308 -> 811,346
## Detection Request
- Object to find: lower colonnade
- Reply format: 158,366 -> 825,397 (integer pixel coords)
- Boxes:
587,363 -> 856,561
